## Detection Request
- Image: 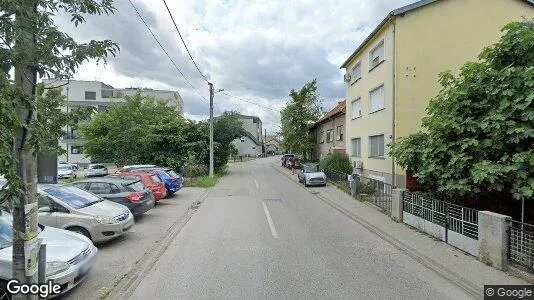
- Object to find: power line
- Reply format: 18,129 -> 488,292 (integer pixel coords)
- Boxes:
220,92 -> 282,112
128,0 -> 215,111
162,0 -> 209,83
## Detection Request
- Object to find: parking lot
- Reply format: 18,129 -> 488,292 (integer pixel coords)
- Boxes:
58,187 -> 207,300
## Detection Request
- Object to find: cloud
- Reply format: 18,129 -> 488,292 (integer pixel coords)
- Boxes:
53,0 -> 415,132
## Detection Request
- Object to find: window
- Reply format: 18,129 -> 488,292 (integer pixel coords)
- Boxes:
87,182 -> 112,194
326,130 -> 332,143
85,91 -> 96,100
71,146 -> 83,154
110,184 -> 121,194
369,85 -> 385,113
351,62 -> 361,84
369,40 -> 384,70
351,98 -> 362,119
336,126 -> 344,141
369,135 -> 385,158
351,138 -> 361,157
37,194 -> 53,208
319,131 -> 324,143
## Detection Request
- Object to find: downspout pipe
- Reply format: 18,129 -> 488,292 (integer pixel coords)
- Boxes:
391,20 -> 397,187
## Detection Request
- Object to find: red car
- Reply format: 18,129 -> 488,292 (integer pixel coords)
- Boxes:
110,172 -> 167,201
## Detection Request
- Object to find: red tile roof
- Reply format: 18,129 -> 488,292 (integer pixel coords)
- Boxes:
312,100 -> 346,128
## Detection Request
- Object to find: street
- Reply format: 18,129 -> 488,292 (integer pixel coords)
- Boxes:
123,156 -> 476,300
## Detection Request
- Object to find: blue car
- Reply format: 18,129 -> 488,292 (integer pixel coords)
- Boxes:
131,167 -> 183,196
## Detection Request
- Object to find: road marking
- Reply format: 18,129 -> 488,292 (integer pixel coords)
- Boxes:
254,179 -> 259,189
262,202 -> 278,238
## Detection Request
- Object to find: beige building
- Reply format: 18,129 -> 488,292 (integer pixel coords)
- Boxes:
341,0 -> 533,187
309,100 -> 346,161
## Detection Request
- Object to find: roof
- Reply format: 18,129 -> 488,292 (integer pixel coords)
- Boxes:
76,177 -> 138,184
340,0 -> 534,68
242,131 -> 261,146
310,100 -> 346,129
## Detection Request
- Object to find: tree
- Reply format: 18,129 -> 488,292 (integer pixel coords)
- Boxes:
280,79 -> 321,157
1,0 -> 118,290
213,111 -> 246,170
390,20 -> 534,201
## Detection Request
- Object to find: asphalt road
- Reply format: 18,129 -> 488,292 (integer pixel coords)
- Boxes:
128,157 -> 475,299
59,187 -> 205,300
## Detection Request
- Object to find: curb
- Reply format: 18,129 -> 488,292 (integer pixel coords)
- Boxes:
104,187 -> 213,300
272,164 -> 483,299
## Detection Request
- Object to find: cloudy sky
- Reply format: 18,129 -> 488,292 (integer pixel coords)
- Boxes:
55,0 -> 414,133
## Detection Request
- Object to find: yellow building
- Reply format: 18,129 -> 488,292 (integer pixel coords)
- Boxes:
341,0 -> 533,187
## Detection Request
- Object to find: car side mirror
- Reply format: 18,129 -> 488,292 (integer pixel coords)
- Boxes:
38,206 -> 51,213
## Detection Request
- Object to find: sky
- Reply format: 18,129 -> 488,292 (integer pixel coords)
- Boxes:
54,0 -> 414,133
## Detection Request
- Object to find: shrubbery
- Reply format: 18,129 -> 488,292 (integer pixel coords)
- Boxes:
319,153 -> 353,174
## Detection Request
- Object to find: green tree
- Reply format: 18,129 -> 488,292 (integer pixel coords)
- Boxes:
390,20 -> 534,201
213,111 -> 246,171
280,79 -> 321,157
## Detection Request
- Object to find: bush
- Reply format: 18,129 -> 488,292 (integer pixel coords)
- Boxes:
319,153 -> 353,174
181,164 -> 208,178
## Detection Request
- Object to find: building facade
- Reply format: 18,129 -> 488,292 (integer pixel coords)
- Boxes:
309,100 -> 346,161
264,139 -> 280,155
42,79 -> 184,165
341,0 -> 533,187
231,115 -> 263,157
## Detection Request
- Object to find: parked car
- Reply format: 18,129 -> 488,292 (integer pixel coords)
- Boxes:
298,163 -> 326,187
37,184 -> 134,243
110,172 -> 167,201
116,164 -> 156,173
58,164 -> 77,179
83,164 -> 108,178
281,154 -> 295,167
72,178 -> 155,216
127,167 -> 183,196
0,209 -> 98,298
59,162 -> 78,171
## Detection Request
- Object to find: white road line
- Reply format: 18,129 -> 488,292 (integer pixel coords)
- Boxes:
254,179 -> 259,189
262,202 -> 278,238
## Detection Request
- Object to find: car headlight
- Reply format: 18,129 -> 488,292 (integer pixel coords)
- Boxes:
95,216 -> 118,224
46,261 -> 70,276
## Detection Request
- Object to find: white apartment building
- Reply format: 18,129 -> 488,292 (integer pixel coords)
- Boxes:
231,115 -> 263,157
42,79 -> 184,165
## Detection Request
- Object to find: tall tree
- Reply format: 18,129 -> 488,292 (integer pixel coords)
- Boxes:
0,0 -> 118,292
390,20 -> 534,202
280,79 -> 322,156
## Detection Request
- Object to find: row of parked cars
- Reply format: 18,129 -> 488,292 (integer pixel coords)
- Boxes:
57,163 -> 109,179
0,164 -> 183,298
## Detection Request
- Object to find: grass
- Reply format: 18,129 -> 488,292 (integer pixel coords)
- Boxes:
186,168 -> 229,188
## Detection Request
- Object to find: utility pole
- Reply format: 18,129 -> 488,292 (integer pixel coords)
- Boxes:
13,2 -> 40,299
208,82 -> 214,178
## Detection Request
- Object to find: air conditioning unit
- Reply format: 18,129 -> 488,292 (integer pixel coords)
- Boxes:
353,160 -> 363,170
343,73 -> 351,83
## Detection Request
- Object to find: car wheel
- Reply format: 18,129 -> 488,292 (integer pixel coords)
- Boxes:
67,226 -> 91,240
0,281 -> 12,300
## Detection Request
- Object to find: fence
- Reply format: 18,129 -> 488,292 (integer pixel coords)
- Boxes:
509,221 -> 534,272
322,171 -> 393,215
402,191 -> 479,256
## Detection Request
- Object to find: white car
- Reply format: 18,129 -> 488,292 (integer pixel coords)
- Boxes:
117,164 -> 156,173
0,211 -> 97,298
37,184 -> 134,243
297,163 -> 327,187
57,165 -> 76,179
83,164 -> 108,178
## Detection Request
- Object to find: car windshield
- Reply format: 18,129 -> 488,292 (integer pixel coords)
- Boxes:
166,170 -> 178,177
0,211 -> 13,249
150,175 -> 162,183
124,181 -> 145,192
58,166 -> 71,170
303,165 -> 318,173
42,186 -> 102,209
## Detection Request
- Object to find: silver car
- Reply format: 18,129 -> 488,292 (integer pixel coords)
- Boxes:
58,165 -> 77,179
37,184 -> 134,243
298,163 -> 327,187
83,164 -> 108,178
0,211 -> 97,298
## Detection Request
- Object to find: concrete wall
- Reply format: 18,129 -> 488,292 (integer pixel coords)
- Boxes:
344,22 -> 395,183
310,113 -> 346,161
393,0 -> 534,177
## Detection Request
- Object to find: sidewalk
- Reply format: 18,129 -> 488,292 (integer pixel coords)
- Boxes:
275,165 -> 529,296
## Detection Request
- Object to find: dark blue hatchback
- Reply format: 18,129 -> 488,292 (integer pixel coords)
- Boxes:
131,167 -> 183,196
